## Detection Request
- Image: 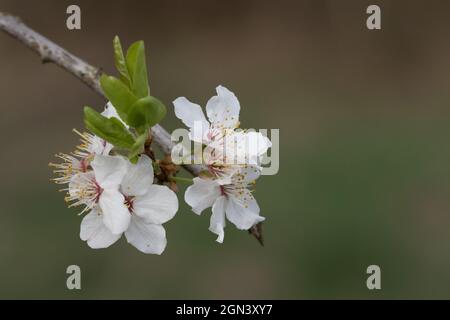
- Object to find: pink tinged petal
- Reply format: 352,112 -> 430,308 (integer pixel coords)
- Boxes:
173,97 -> 210,144
209,196 -> 226,243
91,155 -> 128,189
121,155 -> 154,197
80,209 -> 121,249
206,85 -> 240,128
133,185 -> 178,224
225,194 -> 265,230
99,189 -> 131,234
184,177 -> 221,215
125,216 -> 167,254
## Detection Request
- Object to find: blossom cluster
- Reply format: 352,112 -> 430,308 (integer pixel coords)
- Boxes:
51,104 -> 177,254
52,84 -> 272,254
49,34 -> 272,255
174,86 -> 271,243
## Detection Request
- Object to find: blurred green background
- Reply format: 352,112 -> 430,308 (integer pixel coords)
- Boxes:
2,0 -> 450,299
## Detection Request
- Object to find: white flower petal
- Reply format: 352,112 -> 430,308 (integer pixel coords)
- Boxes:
209,196 -> 226,243
214,169 -> 238,185
235,165 -> 261,184
121,155 -> 154,197
171,142 -> 203,165
184,177 -> 221,215
125,216 -> 167,254
173,97 -> 210,143
102,102 -> 128,128
216,130 -> 247,165
133,185 -> 178,224
99,189 -> 131,234
243,131 -> 271,164
91,155 -> 128,189
68,172 -> 94,198
218,131 -> 269,166
206,85 -> 240,128
89,135 -> 114,155
225,194 -> 265,230
80,209 -> 121,249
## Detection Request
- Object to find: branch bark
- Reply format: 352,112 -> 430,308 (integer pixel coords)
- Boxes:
0,12 -> 202,176
0,11 -> 262,243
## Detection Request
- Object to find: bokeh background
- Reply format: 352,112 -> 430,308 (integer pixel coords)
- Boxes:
1,0 -> 450,299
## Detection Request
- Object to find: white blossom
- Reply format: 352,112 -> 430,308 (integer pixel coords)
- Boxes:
79,155 -> 178,254
50,102 -> 123,185
68,155 -> 129,231
173,85 -> 271,182
173,86 -> 270,242
185,165 -> 264,243
51,100 -> 179,254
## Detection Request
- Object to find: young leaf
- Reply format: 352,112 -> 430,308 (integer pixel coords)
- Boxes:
128,132 -> 148,159
126,41 -> 149,98
84,106 -> 135,149
113,36 -> 131,88
127,96 -> 167,130
100,74 -> 137,123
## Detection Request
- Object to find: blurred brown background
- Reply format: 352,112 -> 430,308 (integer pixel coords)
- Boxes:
2,0 -> 450,299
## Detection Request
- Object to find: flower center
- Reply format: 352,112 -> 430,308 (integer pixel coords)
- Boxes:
220,185 -> 226,196
80,158 -> 89,173
124,195 -> 135,213
93,181 -> 103,203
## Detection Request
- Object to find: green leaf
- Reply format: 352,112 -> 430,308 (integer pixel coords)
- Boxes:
126,41 -> 149,98
128,132 -> 148,159
127,96 -> 167,130
100,74 -> 137,123
84,106 -> 135,149
113,36 -> 131,88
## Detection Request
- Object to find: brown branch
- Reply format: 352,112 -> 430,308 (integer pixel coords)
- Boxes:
0,11 -> 262,244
